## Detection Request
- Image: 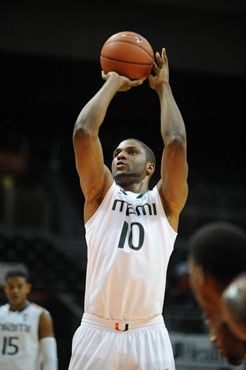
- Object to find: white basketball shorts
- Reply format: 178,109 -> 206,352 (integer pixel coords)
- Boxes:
68,313 -> 175,370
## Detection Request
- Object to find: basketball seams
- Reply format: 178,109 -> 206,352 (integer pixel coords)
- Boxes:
100,55 -> 153,66
103,40 -> 153,59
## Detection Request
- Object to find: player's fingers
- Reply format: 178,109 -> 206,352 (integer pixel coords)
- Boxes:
101,70 -> 107,80
152,61 -> 159,75
131,80 -> 143,87
148,74 -> 154,85
155,52 -> 162,68
162,48 -> 168,65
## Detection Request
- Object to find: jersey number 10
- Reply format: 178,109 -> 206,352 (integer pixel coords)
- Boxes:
118,221 -> 144,250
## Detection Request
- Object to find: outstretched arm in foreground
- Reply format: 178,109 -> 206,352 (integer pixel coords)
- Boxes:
149,48 -> 188,231
73,72 -> 142,222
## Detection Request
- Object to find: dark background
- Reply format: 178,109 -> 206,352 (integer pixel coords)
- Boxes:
0,0 -> 246,369
1,0 -> 245,184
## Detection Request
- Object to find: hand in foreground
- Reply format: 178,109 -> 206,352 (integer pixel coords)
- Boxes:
148,48 -> 169,92
102,71 -> 143,92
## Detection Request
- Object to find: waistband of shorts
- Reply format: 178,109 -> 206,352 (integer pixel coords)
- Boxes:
82,313 -> 164,331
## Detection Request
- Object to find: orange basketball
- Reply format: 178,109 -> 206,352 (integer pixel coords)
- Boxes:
100,31 -> 154,81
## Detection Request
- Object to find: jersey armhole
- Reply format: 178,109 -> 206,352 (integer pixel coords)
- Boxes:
153,185 -> 178,240
85,181 -> 118,230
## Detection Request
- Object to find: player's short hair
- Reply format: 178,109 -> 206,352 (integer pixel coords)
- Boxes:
188,222 -> 246,285
5,270 -> 30,283
127,138 -> 156,166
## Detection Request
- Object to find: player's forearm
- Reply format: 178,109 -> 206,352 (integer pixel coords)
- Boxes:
74,75 -> 121,136
40,337 -> 58,370
159,83 -> 187,147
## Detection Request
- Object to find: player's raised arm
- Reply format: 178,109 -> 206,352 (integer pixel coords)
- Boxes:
149,48 -> 188,231
73,72 -> 142,221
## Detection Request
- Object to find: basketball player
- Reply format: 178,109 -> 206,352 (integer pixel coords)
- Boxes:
68,47 -> 188,370
0,270 -> 58,370
187,221 -> 246,364
205,316 -> 246,366
221,274 -> 246,341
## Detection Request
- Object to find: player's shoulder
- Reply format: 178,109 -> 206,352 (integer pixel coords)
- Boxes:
104,181 -> 120,199
28,302 -> 50,315
146,184 -> 159,198
0,303 -> 9,312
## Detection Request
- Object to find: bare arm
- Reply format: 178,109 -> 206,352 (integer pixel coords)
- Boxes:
149,48 -> 188,231
39,311 -> 58,370
73,71 -> 142,222
39,310 -> 55,338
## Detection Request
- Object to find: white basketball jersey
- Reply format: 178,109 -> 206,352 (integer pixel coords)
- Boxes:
0,302 -> 43,370
84,182 -> 177,320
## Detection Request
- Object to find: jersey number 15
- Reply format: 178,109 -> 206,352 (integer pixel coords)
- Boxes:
2,336 -> 19,355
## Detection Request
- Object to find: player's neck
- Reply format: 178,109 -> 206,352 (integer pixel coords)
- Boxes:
10,300 -> 29,312
121,178 -> 149,194
122,183 -> 148,194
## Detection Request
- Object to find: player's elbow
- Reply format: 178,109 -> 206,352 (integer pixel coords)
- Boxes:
73,117 -> 86,135
73,120 -> 93,143
166,133 -> 187,151
73,113 -> 99,142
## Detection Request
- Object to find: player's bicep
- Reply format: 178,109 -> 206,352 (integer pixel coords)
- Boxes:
73,129 -> 111,199
160,137 -> 188,214
39,311 -> 55,339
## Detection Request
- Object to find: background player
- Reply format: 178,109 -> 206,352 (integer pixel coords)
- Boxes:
187,221 -> 246,364
0,270 -> 58,370
221,273 -> 246,341
205,315 -> 246,365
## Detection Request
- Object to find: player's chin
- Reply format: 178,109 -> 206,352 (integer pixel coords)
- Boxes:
10,297 -> 21,304
226,354 -> 244,366
114,170 -> 128,177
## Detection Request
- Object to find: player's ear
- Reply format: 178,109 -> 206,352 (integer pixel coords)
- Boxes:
146,162 -> 155,176
194,265 -> 206,287
27,283 -> 32,293
3,282 -> 7,294
188,259 -> 206,288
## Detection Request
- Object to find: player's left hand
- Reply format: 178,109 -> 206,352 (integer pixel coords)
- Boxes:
148,48 -> 169,91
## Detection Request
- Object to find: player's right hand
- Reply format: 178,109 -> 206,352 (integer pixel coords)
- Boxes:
101,71 -> 143,92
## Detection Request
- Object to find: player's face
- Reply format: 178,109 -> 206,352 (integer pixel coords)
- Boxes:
111,140 -> 148,187
188,258 -> 221,319
189,259 -> 246,364
205,317 -> 246,365
4,277 -> 31,310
